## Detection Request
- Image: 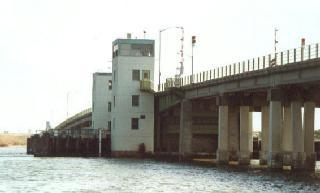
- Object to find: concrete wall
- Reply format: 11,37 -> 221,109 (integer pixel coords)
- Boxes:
92,73 -> 112,130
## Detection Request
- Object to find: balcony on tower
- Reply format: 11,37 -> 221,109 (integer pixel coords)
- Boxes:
140,79 -> 154,93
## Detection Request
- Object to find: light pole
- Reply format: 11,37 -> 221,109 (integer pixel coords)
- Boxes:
273,28 -> 278,66
274,28 -> 278,54
191,36 -> 196,83
158,26 -> 184,91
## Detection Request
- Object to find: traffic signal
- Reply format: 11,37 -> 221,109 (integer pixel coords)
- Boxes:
192,36 -> 196,45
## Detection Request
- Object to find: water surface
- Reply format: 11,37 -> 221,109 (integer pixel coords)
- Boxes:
1,146 -> 320,193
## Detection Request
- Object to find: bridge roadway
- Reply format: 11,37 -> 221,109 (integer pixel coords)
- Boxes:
155,43 -> 320,170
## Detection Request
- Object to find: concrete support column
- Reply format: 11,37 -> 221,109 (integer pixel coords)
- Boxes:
156,114 -> 161,152
179,100 -> 193,157
268,101 -> 283,169
217,105 -> 229,164
239,106 -> 253,165
291,101 -> 305,170
228,106 -> 239,161
282,105 -> 293,166
304,101 -> 316,170
260,105 -> 269,165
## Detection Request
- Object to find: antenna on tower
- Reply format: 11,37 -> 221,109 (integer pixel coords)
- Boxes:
175,27 -> 184,78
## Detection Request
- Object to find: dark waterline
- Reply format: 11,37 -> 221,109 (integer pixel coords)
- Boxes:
1,146 -> 320,193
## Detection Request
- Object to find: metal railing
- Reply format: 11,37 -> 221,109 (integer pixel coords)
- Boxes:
158,43 -> 320,92
41,128 -> 110,139
140,79 -> 154,92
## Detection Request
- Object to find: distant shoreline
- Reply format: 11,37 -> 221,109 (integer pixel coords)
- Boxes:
0,144 -> 26,147
0,134 -> 29,147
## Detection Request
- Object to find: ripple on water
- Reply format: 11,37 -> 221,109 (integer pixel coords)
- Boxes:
1,147 -> 320,193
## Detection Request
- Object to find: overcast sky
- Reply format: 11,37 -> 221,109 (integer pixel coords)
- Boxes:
0,0 -> 320,133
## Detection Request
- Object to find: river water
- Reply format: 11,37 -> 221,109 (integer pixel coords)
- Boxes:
1,146 -> 320,193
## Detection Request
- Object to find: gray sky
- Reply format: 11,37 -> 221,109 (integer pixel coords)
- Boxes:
0,0 -> 320,133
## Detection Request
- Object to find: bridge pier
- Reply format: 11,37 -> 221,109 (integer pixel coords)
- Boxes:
228,106 -> 240,161
268,100 -> 283,169
217,105 -> 229,164
238,106 -> 252,165
304,101 -> 316,170
282,105 -> 293,166
179,100 -> 193,158
291,101 -> 306,170
260,105 -> 269,165
217,102 -> 240,164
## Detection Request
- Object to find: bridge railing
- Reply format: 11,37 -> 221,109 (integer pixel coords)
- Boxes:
158,43 -> 319,92
43,128 -> 110,138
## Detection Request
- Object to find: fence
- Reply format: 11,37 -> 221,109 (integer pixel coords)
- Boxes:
158,43 -> 320,92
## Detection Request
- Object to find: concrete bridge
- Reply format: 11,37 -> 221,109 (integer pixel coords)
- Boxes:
155,43 -> 320,170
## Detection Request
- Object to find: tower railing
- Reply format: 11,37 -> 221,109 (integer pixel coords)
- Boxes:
140,79 -> 154,92
157,43 -> 320,92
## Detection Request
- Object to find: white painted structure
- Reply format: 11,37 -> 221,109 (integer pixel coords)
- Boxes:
111,38 -> 155,154
92,72 -> 113,130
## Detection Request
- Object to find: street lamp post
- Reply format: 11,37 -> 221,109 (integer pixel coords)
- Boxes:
191,36 -> 196,83
158,30 -> 162,91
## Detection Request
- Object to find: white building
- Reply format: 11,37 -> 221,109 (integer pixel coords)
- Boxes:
111,37 -> 155,156
92,72 -> 113,130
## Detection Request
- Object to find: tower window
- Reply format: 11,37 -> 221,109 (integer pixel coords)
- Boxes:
112,44 -> 119,58
132,95 -> 139,107
119,44 -> 154,57
132,70 -> 140,81
108,102 -> 112,112
108,80 -> 112,90
131,118 -> 139,130
142,70 -> 150,80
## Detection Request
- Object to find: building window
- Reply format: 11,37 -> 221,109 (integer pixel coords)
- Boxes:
112,44 -> 119,58
132,95 -> 139,107
113,70 -> 116,82
108,121 -> 111,130
131,118 -> 139,130
113,96 -> 115,107
119,44 -> 154,57
108,102 -> 112,112
132,70 -> 140,81
108,80 -> 112,90
113,118 -> 115,130
142,70 -> 150,80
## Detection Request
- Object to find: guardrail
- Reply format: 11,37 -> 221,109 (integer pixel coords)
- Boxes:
158,43 -> 320,92
43,128 -> 110,138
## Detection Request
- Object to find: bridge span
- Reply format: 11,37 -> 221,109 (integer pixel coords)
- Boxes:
155,43 -> 320,170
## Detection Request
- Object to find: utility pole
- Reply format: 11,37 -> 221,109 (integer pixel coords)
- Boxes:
271,28 -> 278,67
191,36 -> 196,83
158,30 -> 162,91
274,28 -> 278,54
158,26 -> 185,91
